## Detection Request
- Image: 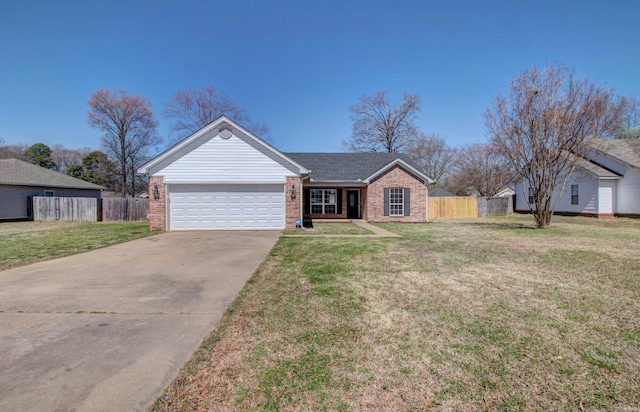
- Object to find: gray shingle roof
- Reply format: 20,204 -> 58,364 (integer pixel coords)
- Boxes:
0,159 -> 104,190
599,139 -> 640,168
430,188 -> 456,197
577,156 -> 621,178
285,152 -> 427,182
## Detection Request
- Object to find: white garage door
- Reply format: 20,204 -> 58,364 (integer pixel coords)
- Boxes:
168,184 -> 285,231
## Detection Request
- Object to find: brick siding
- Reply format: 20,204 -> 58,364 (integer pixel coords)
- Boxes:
148,176 -> 166,231
285,176 -> 302,229
366,166 -> 427,222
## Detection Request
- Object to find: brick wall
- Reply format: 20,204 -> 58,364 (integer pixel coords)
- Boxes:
148,176 -> 166,231
285,176 -> 301,229
366,166 -> 427,222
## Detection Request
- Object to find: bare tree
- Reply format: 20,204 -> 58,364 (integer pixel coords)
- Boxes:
443,143 -> 511,197
406,133 -> 457,184
344,91 -> 422,153
87,89 -> 160,197
615,95 -> 640,139
0,142 -> 28,159
51,144 -> 90,173
164,85 -> 269,144
485,63 -> 623,228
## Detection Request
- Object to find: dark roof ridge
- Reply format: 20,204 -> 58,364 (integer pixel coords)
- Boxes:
0,158 -> 104,189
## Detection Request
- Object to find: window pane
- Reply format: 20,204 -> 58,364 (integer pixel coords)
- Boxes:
389,188 -> 403,216
311,205 -> 323,214
325,189 -> 336,204
311,190 -> 322,204
325,205 -> 336,214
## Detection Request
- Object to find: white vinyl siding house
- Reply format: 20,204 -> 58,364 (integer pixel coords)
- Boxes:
140,117 -> 433,231
587,151 -> 640,216
512,139 -> 640,218
138,117 -> 308,231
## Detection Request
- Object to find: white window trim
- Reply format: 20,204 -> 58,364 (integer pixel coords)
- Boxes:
310,189 -> 337,214
389,188 -> 404,216
571,184 -> 579,205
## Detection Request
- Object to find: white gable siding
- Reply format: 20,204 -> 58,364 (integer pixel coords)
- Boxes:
149,129 -> 297,184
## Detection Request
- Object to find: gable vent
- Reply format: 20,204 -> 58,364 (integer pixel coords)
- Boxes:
218,128 -> 233,139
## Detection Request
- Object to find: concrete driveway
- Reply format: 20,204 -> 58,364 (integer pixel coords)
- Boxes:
0,231 -> 279,411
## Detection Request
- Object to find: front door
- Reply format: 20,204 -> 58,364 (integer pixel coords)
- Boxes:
346,190 -> 360,219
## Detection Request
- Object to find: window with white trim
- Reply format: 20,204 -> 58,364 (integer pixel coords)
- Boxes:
389,188 -> 404,216
571,184 -> 579,205
528,187 -> 534,204
310,189 -> 337,214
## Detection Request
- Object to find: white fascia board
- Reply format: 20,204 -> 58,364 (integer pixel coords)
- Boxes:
305,180 -> 367,187
598,176 -> 621,180
137,115 -> 310,175
165,180 -> 288,185
364,159 -> 434,184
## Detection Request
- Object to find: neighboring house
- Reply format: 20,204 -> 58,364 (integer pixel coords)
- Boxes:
512,139 -> 640,218
430,188 -> 456,197
494,186 -> 515,198
138,116 -> 433,231
0,158 -> 104,221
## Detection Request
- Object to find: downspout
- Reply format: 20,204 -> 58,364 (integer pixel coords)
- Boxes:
425,182 -> 429,222
299,178 -> 304,225
299,172 -> 310,227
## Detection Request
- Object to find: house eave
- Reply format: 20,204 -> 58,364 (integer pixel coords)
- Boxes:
304,179 -> 367,187
0,181 -> 104,190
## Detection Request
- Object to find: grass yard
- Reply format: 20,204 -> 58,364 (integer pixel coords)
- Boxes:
0,221 -> 154,270
152,215 -> 640,411
284,222 -> 374,236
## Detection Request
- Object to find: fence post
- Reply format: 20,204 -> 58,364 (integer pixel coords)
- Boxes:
97,199 -> 103,222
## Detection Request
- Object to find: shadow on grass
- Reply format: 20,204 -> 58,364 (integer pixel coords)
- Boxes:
454,220 -> 536,230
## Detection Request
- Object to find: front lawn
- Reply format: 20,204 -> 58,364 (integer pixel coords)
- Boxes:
284,222 -> 373,236
0,221 -> 154,270
152,215 -> 640,411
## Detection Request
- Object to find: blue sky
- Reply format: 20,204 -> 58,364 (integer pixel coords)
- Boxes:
1,0 -> 638,153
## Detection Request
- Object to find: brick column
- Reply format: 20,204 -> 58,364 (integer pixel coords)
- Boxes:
285,176 -> 301,229
148,176 -> 166,231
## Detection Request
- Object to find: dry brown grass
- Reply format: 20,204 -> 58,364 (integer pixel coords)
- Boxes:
151,215 -> 640,411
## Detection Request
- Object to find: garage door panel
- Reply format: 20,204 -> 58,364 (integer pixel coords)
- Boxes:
169,184 -> 285,231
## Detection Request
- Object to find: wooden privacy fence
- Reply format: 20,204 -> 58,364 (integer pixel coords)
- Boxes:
428,196 -> 478,219
477,196 -> 513,217
33,197 -> 98,222
32,197 -> 148,222
101,198 -> 148,221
